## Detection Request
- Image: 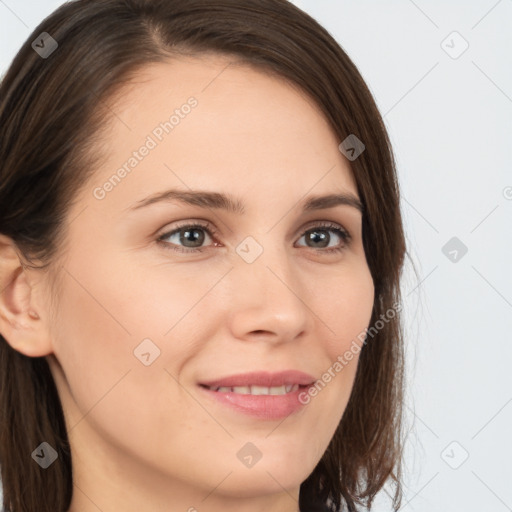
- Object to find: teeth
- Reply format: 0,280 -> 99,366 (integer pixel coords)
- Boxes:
269,385 -> 287,395
232,386 -> 251,394
251,385 -> 269,395
208,384 -> 299,395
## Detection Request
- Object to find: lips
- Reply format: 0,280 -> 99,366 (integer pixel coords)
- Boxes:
199,370 -> 316,421
199,370 -> 316,389
197,370 -> 317,420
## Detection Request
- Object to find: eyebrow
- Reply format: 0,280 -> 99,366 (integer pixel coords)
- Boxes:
126,189 -> 364,214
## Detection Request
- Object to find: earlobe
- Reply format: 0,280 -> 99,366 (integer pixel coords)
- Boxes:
0,234 -> 52,357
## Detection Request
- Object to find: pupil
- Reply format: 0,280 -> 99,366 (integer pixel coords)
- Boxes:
181,228 -> 205,247
308,230 -> 329,248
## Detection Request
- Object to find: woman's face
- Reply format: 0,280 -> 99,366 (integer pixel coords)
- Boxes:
44,55 -> 374,510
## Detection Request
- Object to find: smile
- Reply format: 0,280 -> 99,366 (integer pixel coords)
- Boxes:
202,384 -> 300,395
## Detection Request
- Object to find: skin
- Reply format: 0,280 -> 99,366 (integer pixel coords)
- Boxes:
0,55 -> 374,512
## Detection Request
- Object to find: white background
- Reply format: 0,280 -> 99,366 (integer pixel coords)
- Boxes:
1,1 -> 511,511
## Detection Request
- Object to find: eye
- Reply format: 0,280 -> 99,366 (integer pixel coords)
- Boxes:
157,221 -> 218,253
156,220 -> 351,254
295,222 -> 351,254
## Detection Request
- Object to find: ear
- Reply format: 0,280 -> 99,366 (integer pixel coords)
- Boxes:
0,234 -> 53,357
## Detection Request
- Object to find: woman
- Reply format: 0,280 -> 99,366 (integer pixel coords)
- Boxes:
0,1 -> 407,511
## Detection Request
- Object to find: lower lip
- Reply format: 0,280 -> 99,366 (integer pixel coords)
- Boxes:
198,385 -> 311,420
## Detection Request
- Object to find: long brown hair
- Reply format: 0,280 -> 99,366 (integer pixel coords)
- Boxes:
0,1 -> 407,510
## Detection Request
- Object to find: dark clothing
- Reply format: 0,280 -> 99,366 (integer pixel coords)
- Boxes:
301,499 -> 332,511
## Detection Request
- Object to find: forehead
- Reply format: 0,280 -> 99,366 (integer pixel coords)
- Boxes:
77,54 -> 358,216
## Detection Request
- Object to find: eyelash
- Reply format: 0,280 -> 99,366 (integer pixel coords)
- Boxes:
156,220 -> 351,255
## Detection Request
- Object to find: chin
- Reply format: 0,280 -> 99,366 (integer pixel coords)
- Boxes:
215,461 -> 314,498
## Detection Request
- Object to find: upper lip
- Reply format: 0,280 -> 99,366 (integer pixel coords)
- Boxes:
199,370 -> 317,388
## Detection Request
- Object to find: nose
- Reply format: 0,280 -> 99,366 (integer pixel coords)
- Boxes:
226,245 -> 314,344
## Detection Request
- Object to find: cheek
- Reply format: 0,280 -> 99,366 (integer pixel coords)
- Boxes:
49,250 -> 219,426
48,255 -> 161,424
317,262 -> 375,357
49,275 -> 135,429
305,263 -> 373,422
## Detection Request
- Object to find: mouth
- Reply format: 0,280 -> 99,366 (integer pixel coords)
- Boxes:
197,370 -> 316,420
199,369 -> 316,389
199,383 -> 305,395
